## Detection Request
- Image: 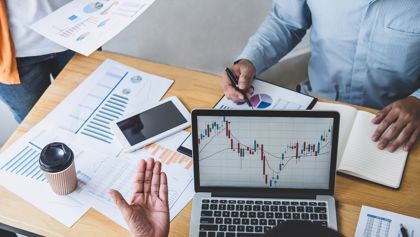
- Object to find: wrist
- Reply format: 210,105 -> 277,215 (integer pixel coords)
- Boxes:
408,95 -> 420,102
234,58 -> 255,68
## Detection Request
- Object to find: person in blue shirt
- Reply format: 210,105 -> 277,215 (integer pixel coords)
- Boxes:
220,0 -> 420,153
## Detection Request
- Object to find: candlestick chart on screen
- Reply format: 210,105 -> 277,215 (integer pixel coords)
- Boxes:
197,116 -> 334,189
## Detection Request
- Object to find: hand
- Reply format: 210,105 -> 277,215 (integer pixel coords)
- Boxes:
371,96 -> 420,152
109,158 -> 169,237
220,59 -> 256,103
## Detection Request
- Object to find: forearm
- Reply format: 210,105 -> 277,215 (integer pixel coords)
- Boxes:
237,0 -> 311,75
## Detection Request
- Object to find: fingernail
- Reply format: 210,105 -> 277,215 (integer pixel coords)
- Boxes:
388,146 -> 395,152
378,143 -> 384,149
404,146 -> 409,151
239,94 -> 244,100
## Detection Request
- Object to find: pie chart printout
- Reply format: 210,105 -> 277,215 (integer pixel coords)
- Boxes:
250,93 -> 273,109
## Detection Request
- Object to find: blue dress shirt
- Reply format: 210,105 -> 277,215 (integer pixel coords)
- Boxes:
238,0 -> 420,109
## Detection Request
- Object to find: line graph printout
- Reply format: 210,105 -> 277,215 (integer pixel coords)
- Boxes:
197,116 -> 334,189
31,0 -> 156,56
84,131 -> 194,228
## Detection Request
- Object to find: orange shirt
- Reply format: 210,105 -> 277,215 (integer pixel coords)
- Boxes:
0,0 -> 20,84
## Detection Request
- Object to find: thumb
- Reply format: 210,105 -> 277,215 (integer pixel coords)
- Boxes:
238,69 -> 253,90
109,189 -> 130,215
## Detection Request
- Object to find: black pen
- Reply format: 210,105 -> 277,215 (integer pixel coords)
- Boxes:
400,224 -> 409,237
225,67 -> 253,109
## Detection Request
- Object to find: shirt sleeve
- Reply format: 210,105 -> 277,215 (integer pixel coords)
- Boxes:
410,88 -> 420,100
237,0 -> 311,75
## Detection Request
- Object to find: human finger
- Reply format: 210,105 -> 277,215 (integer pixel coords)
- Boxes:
245,86 -> 254,98
143,158 -> 154,194
151,161 -> 161,196
371,109 -> 398,142
404,128 -> 419,152
109,189 -> 130,218
132,160 -> 146,196
221,72 -> 245,102
372,105 -> 392,124
387,123 -> 415,152
159,172 -> 169,203
237,69 -> 253,91
377,116 -> 405,150
231,61 -> 255,91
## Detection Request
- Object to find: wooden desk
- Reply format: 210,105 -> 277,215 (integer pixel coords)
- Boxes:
1,51 -> 419,237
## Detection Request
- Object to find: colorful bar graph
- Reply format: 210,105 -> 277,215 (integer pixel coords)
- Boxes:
144,144 -> 193,170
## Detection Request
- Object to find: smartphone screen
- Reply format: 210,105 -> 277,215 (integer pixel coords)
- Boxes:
116,101 -> 187,145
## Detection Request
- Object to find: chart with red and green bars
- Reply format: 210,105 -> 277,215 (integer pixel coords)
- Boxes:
197,115 -> 334,189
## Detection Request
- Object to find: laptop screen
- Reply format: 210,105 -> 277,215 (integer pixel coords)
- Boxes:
195,113 -> 336,191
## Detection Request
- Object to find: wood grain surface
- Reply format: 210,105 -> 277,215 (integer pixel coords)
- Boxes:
1,51 -> 418,237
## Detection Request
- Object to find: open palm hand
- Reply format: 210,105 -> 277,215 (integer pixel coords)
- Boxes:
109,158 -> 170,237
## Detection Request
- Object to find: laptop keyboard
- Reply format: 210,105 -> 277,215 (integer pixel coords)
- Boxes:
199,198 -> 328,237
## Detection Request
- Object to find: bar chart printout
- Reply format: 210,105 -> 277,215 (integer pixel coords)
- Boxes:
0,128 -> 83,184
197,115 -> 334,189
55,59 -> 173,155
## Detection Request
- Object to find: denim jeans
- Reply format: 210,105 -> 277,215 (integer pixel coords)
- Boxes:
0,50 -> 75,123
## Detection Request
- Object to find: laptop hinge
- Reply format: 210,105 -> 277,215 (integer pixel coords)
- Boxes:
212,191 -> 317,199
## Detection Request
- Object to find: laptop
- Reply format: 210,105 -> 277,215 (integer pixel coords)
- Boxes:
189,109 -> 340,237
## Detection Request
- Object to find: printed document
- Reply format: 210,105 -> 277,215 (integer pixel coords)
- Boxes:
31,0 -> 156,56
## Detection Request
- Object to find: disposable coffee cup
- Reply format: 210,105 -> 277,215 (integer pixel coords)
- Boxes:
39,142 -> 77,195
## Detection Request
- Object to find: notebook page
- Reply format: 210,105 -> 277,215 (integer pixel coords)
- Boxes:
313,102 -> 358,166
338,111 -> 408,188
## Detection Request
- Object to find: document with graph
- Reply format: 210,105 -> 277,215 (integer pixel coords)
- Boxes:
82,131 -> 194,228
31,0 -> 156,56
355,206 -> 420,237
0,59 -> 173,226
197,115 -> 334,189
214,80 -> 317,110
313,102 -> 408,188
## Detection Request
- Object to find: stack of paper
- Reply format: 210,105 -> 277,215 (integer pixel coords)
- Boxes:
0,59 -> 195,228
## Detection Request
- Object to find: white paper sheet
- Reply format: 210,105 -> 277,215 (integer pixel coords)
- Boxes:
313,102 -> 358,166
51,59 -> 173,157
215,80 -> 315,110
355,206 -> 420,237
0,59 -> 173,227
31,0 -> 156,56
0,127 -> 111,227
84,131 -> 195,228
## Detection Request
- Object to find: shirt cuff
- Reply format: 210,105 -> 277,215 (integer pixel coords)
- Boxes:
236,45 -> 267,76
410,89 -> 420,100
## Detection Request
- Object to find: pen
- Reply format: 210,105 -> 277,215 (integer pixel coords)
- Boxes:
225,67 -> 253,109
400,224 -> 409,237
